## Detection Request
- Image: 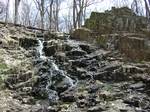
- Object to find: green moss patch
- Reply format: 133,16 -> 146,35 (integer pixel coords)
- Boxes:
0,63 -> 8,70
96,35 -> 108,48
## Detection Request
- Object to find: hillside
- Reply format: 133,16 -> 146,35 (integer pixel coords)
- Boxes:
0,22 -> 150,112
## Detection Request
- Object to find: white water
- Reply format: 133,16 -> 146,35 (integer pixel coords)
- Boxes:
37,39 -> 46,59
52,62 -> 75,87
37,38 -> 75,88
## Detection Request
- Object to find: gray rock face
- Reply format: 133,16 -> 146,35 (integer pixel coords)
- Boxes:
66,50 -> 87,57
19,37 -> 38,49
43,45 -> 57,56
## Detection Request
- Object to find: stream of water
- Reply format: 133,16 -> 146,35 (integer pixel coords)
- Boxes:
37,38 -> 75,90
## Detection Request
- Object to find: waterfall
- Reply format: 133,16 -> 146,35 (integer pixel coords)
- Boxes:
37,38 -> 46,59
37,38 -> 76,93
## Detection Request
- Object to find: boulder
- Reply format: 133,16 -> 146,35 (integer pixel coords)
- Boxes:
43,45 -> 57,56
60,89 -> 76,102
19,37 -> 38,49
66,50 -> 87,57
70,28 -> 93,41
79,44 -> 93,54
119,36 -> 150,61
51,70 -> 73,93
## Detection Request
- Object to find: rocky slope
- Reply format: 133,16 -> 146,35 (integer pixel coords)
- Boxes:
71,7 -> 150,61
0,24 -> 150,112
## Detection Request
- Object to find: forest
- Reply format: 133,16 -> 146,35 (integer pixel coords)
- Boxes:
0,0 -> 149,31
0,0 -> 150,112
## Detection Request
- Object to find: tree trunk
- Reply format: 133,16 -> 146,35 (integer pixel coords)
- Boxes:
144,0 -> 150,19
5,0 -> 9,23
49,0 -> 53,31
55,0 -> 59,31
14,0 -> 20,24
40,0 -> 44,29
73,0 -> 77,29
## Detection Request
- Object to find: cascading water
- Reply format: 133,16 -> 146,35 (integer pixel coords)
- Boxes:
37,38 -> 45,59
36,38 -> 76,103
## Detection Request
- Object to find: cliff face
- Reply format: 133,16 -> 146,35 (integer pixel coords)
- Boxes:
71,7 -> 150,61
85,7 -> 148,34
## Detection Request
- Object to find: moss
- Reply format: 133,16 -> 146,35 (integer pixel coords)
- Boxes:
0,63 -> 8,70
96,35 -> 108,48
84,7 -> 147,34
71,28 -> 92,41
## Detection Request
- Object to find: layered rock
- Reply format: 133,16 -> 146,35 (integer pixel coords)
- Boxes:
85,7 -> 147,34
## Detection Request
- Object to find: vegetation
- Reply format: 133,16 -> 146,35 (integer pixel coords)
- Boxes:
0,63 -> 7,70
0,0 -> 149,32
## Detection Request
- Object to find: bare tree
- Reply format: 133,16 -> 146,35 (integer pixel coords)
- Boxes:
21,0 -> 32,26
113,0 -> 129,7
73,0 -> 77,29
73,0 -> 101,29
46,0 -> 63,31
14,0 -> 21,24
0,1 -> 6,21
144,0 -> 150,20
5,0 -> 9,23
131,0 -> 144,16
55,0 -> 59,31
34,0 -> 45,29
49,0 -> 54,30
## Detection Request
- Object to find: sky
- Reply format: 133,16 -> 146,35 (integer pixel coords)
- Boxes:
2,0 -> 127,19
0,0 -> 146,30
0,0 -> 146,19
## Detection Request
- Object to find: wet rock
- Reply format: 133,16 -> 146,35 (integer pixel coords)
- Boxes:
87,94 -> 97,106
54,83 -> 69,93
124,98 -> 140,107
70,59 -> 89,68
0,40 -> 2,44
55,52 -> 66,62
79,44 -> 93,54
93,71 -> 108,81
38,66 -> 48,73
66,50 -> 87,57
43,45 -> 56,56
101,64 -> 121,72
48,90 -> 59,105
69,67 -> 91,80
51,71 -> 72,93
63,43 -> 74,51
60,90 -> 76,102
32,87 -> 49,99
